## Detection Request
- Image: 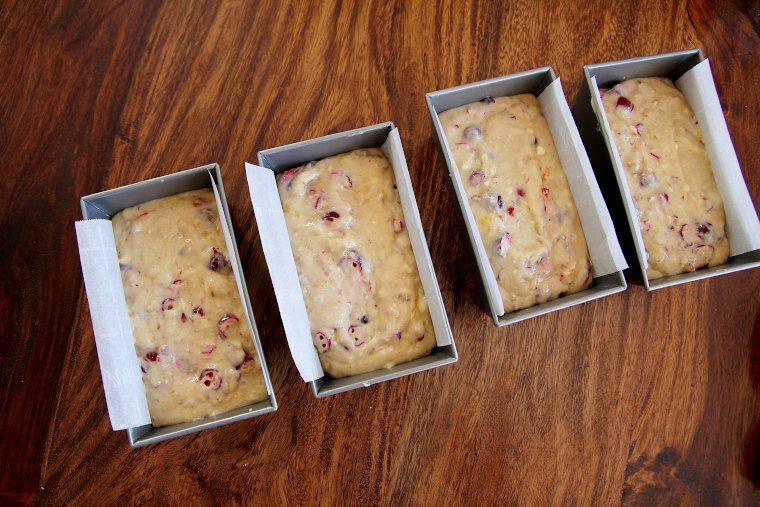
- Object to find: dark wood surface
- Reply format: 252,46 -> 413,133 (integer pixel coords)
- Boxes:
1,0 -> 759,505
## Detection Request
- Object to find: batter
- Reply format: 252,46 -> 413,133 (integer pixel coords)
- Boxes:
112,188 -> 268,427
601,77 -> 729,279
439,94 -> 592,313
277,148 -> 436,378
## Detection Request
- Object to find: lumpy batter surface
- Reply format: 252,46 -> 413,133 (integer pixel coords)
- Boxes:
277,148 -> 436,378
601,77 -> 729,279
112,188 -> 268,427
439,94 -> 592,313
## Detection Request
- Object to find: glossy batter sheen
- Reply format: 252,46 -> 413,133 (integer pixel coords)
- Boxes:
439,94 -> 592,313
277,148 -> 436,378
601,77 -> 729,279
112,189 -> 268,427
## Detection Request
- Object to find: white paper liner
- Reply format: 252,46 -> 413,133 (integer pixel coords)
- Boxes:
75,172 -> 259,429
591,59 -> 760,278
245,164 -> 323,382
246,127 -> 452,382
75,220 -> 151,430
539,78 -> 629,277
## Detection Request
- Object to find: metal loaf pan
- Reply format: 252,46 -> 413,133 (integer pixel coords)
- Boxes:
80,163 -> 277,446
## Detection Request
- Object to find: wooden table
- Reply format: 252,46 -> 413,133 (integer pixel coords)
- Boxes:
2,0 -> 759,504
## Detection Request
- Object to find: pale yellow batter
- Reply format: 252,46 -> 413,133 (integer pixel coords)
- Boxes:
601,77 -> 729,279
277,148 -> 436,378
439,94 -> 592,313
112,188 -> 268,427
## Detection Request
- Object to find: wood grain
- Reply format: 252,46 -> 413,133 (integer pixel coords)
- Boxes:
1,0 -> 758,505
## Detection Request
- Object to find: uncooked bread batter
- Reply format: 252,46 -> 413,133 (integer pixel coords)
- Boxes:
439,94 -> 592,313
277,148 -> 436,378
601,77 -> 729,279
112,188 -> 268,427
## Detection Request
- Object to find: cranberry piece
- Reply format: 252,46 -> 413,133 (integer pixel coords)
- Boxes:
314,195 -> 326,209
145,351 -> 158,362
517,188 -> 525,197
340,251 -> 363,272
181,313 -> 188,323
192,306 -> 205,316
138,210 -> 154,218
393,331 -> 402,340
497,194 -> 504,209
322,211 -> 340,222
662,193 -> 669,204
650,152 -> 661,160
679,224 -> 688,239
161,298 -> 174,311
496,232 -> 512,258
696,223 -> 711,238
217,313 -> 240,338
208,247 -> 231,273
353,336 -> 365,347
635,123 -> 645,136
201,343 -> 216,355
469,170 -> 485,186
639,172 -> 657,187
481,96 -> 495,104
416,335 -> 425,342
616,96 -> 634,111
170,279 -> 184,289
315,332 -> 332,353
542,188 -> 549,197
507,206 -> 515,216
393,219 -> 405,233
192,198 -> 207,207
198,207 -> 216,223
199,369 -> 222,389
360,314 -> 369,324
279,168 -> 301,187
236,354 -> 254,370
332,171 -> 353,188
463,125 -> 483,140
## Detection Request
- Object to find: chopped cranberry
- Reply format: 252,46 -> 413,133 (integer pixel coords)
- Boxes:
208,248 -> 231,273
340,251 -> 363,272
181,313 -> 188,323
696,223 -> 711,238
416,335 -> 425,342
161,298 -> 174,311
497,194 -> 504,209
635,123 -> 645,136
661,193 -> 669,204
315,332 -> 332,353
496,232 -> 512,258
353,336 -> 365,347
361,314 -> 369,324
616,96 -> 634,111
469,170 -> 485,186
332,171 -> 353,188
145,351 -> 158,362
314,195 -> 326,209
217,313 -> 240,338
199,369 -> 222,389
393,219 -> 405,233
235,354 -> 254,370
138,210 -> 154,218
650,152 -> 661,160
463,125 -> 483,140
192,306 -> 206,316
198,207 -> 216,222
481,96 -> 495,104
322,211 -> 340,222
542,187 -> 549,197
679,224 -> 688,239
192,198 -> 207,207
279,168 -> 301,187
517,188 -> 525,197
542,188 -> 551,212
201,343 -> 216,355
170,279 -> 184,289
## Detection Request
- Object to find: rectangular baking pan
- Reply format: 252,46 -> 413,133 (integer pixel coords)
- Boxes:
253,122 -> 458,398
80,163 -> 277,446
427,67 -> 628,326
571,48 -> 760,290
